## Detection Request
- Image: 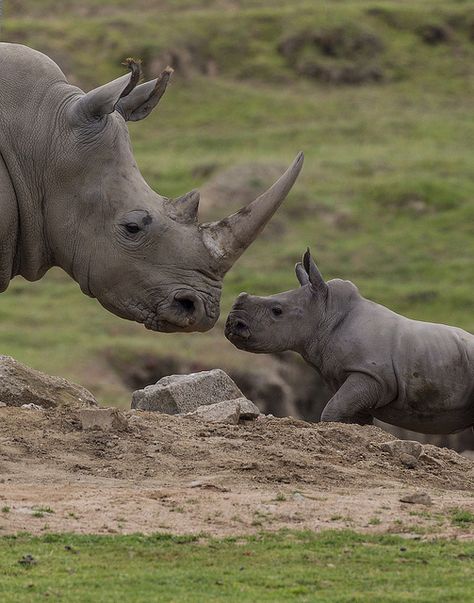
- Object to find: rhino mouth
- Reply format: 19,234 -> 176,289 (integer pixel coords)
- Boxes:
133,293 -> 219,333
225,312 -> 252,346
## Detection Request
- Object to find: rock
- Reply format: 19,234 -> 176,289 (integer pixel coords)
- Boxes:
0,402 -> 6,408
380,439 -> 424,460
234,397 -> 261,419
400,492 -> 433,506
188,400 -> 241,424
21,403 -> 43,411
399,453 -> 418,469
131,369 -> 243,414
0,355 -> 97,409
79,408 -> 128,431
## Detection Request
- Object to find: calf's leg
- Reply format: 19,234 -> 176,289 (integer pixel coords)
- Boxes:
321,373 -> 383,425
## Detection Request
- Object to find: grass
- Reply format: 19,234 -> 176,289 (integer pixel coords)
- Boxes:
0,0 -> 473,406
0,530 -> 473,602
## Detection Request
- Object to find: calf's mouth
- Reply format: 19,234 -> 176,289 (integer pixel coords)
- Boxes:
225,312 -> 252,345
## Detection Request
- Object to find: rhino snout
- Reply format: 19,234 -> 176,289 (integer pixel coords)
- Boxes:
158,290 -> 217,332
225,313 -> 251,342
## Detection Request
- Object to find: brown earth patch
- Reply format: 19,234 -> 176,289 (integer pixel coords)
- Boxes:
0,407 -> 473,538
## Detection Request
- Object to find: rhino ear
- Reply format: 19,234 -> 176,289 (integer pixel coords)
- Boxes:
303,248 -> 328,295
71,59 -> 141,123
116,67 -> 173,122
295,262 -> 310,286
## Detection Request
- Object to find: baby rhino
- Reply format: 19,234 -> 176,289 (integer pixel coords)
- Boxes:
225,250 -> 474,434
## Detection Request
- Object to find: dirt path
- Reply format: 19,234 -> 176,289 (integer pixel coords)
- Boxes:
0,407 -> 473,539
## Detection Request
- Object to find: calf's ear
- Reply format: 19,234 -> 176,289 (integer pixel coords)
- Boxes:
303,248 -> 328,296
116,67 -> 173,122
295,262 -> 310,286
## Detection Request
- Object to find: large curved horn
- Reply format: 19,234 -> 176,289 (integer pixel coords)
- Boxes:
200,152 -> 304,272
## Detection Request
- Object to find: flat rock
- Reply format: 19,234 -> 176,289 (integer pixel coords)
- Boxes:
189,400 -> 241,424
233,397 -> 261,419
400,492 -> 433,506
79,408 -> 128,431
380,439 -> 424,460
0,355 -> 97,409
131,369 -> 243,414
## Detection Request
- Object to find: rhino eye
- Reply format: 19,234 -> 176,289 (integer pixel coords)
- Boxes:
124,223 -> 141,234
272,307 -> 282,316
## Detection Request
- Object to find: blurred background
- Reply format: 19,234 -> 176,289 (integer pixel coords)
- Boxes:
1,0 -> 473,449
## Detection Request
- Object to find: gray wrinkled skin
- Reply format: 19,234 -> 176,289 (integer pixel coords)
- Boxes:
0,44 -> 303,333
226,250 -> 474,434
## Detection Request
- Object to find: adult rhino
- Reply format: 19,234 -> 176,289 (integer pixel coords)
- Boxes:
0,43 -> 303,332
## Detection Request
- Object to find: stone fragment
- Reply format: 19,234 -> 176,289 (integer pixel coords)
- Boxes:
131,369 -> 243,414
399,453 -> 418,469
233,397 -> 261,419
0,355 -> 97,409
189,399 -> 241,424
400,492 -> 433,506
380,439 -> 424,460
79,408 -> 128,431
21,403 -> 43,411
0,402 -> 6,408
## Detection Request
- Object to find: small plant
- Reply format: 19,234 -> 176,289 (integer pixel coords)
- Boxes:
275,493 -> 286,502
32,507 -> 55,518
451,509 -> 474,525
368,517 -> 382,526
1,506 -> 10,514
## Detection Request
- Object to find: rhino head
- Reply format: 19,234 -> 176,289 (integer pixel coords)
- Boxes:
0,46 -> 303,333
225,249 -> 331,351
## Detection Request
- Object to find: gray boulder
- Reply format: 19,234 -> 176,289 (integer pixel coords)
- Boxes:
0,355 -> 97,409
187,400 -> 241,424
235,397 -> 261,419
131,369 -> 244,414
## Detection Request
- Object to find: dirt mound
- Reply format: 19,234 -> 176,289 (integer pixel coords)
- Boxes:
0,407 -> 472,537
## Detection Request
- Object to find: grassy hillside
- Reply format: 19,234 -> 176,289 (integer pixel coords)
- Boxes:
0,0 -> 473,405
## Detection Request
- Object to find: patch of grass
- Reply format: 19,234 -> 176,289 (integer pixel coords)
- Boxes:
451,509 -> 474,526
1,506 -> 11,514
31,507 -> 55,519
0,531 -> 473,602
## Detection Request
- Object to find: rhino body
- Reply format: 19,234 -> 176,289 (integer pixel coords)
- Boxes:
226,250 -> 474,434
0,43 -> 303,332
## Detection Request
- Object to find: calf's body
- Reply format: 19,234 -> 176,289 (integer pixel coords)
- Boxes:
226,251 -> 474,434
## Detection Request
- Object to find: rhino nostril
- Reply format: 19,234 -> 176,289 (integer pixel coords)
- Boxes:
235,320 -> 248,330
174,291 -> 198,315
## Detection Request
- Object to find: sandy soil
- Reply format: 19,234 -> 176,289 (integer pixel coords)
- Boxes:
0,407 -> 473,539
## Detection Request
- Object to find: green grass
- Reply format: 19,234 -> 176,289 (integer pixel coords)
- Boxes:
0,0 -> 473,405
0,531 -> 473,602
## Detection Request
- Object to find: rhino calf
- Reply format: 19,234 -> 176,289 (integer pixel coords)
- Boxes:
225,249 -> 474,434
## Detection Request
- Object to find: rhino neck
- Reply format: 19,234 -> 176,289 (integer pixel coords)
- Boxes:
0,44 -> 72,283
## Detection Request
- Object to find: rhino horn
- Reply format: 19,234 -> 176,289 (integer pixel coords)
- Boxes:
200,152 -> 304,272
72,58 -> 141,122
167,189 -> 200,224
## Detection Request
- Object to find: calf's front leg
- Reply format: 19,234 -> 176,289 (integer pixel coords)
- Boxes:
321,373 -> 383,426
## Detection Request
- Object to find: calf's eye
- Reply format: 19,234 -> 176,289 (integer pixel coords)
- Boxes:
272,307 -> 282,316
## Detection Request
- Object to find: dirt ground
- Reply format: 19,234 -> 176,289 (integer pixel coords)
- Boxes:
0,407 -> 473,539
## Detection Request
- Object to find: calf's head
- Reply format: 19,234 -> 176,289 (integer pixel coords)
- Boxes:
44,59 -> 303,333
225,249 -> 328,352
